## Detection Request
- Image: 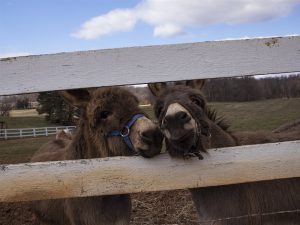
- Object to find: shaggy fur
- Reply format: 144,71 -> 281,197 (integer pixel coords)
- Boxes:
152,85 -> 235,159
31,87 -> 163,225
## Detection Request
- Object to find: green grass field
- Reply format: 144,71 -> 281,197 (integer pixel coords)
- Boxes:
0,98 -> 299,164
1,109 -> 54,129
0,137 -> 53,164
209,98 -> 300,131
9,109 -> 39,117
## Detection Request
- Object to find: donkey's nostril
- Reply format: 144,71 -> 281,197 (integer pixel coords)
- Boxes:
141,130 -> 154,144
176,111 -> 190,122
141,128 -> 164,146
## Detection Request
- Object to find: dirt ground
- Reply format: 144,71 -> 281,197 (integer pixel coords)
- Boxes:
0,190 -> 201,225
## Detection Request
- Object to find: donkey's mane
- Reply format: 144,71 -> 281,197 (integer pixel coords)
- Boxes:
205,107 -> 230,132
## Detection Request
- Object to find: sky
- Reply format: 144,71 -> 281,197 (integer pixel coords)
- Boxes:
1,0 -> 300,58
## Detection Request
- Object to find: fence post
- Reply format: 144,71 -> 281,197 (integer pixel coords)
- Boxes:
33,128 -> 36,137
45,127 -> 48,136
20,129 -> 23,138
4,129 -> 7,140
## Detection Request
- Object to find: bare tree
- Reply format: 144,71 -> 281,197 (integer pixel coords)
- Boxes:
0,97 -> 13,117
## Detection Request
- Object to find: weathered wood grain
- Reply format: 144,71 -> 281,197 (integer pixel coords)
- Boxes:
0,141 -> 299,203
1,36 -> 300,95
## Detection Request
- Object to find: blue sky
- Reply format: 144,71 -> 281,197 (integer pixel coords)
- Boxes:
1,0 -> 300,57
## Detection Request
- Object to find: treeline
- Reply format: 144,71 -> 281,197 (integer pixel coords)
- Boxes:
202,75 -> 300,102
0,93 -> 38,109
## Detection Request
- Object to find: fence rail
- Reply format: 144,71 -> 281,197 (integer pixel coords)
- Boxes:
1,36 -> 300,95
1,141 -> 299,203
0,126 -> 76,139
0,36 -> 299,203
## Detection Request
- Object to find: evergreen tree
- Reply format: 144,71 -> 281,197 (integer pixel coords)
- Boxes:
37,92 -> 74,125
16,98 -> 30,109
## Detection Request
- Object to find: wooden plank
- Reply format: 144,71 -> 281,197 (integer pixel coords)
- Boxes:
0,140 -> 299,203
1,36 -> 300,95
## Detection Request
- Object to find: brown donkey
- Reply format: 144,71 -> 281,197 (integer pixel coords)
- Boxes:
149,81 -> 300,225
31,87 -> 163,225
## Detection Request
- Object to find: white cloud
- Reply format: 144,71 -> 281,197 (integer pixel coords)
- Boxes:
0,52 -> 32,59
153,24 -> 185,37
72,0 -> 300,39
71,9 -> 137,39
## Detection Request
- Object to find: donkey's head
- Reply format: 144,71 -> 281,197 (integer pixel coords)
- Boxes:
149,80 -> 210,159
60,87 -> 163,158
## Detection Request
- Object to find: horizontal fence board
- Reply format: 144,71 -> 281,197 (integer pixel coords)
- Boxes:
1,36 -> 300,95
0,126 -> 75,139
0,140 -> 299,203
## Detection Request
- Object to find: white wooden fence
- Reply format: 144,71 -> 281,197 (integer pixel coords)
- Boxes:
0,36 -> 300,203
0,126 -> 76,139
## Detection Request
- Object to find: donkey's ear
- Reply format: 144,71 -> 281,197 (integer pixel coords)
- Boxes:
59,89 -> 92,107
56,129 -> 72,140
186,79 -> 205,90
148,82 -> 167,97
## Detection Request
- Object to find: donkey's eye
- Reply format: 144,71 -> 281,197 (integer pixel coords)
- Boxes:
100,111 -> 111,119
191,97 -> 202,107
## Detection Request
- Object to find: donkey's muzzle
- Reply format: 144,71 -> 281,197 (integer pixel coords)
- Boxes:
162,111 -> 191,129
139,127 -> 163,158
162,111 -> 194,141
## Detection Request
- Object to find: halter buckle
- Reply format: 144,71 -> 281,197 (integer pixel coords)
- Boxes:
120,126 -> 130,137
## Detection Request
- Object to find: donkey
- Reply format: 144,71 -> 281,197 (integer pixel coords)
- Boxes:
149,81 -> 300,225
234,119 -> 300,146
31,87 -> 163,225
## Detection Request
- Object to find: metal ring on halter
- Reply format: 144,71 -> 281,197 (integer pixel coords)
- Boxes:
196,123 -> 201,135
120,126 -> 130,137
206,132 -> 212,138
106,113 -> 145,151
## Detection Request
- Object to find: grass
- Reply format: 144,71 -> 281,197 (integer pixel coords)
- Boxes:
209,98 -> 300,131
1,109 -> 54,129
0,98 -> 299,164
9,109 -> 39,117
140,105 -> 155,119
0,137 -> 53,164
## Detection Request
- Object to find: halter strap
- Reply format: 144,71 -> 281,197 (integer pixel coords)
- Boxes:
107,113 -> 144,151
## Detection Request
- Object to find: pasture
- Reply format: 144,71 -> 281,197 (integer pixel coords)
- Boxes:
1,109 -> 53,129
210,98 -> 300,131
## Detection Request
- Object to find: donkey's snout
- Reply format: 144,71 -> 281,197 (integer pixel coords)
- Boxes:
141,128 -> 163,146
163,111 -> 191,130
176,111 -> 190,122
141,130 -> 155,144
139,127 -> 163,158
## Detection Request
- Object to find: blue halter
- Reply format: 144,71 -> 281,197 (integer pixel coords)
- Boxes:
107,113 -> 144,151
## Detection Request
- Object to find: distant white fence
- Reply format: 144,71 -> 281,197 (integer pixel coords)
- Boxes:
0,126 -> 76,140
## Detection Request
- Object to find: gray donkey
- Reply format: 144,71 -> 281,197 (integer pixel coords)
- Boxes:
149,80 -> 299,225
